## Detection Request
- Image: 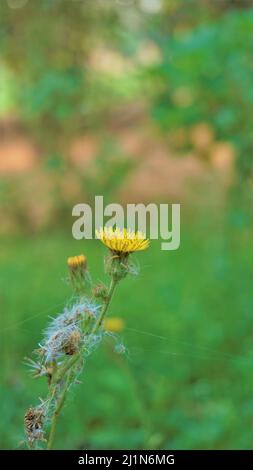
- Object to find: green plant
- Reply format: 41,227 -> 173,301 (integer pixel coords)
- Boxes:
23,228 -> 149,450
147,8 -> 253,179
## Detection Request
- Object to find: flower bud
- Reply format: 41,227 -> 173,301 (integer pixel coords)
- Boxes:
93,283 -> 109,302
105,252 -> 129,281
68,254 -> 87,274
67,254 -> 89,293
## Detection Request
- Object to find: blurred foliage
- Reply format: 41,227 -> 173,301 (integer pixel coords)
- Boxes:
0,0 -> 141,151
0,0 -> 252,179
0,0 -> 142,224
83,136 -> 135,202
146,7 -> 253,179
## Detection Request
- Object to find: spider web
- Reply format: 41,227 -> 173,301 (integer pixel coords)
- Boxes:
1,301 -> 252,367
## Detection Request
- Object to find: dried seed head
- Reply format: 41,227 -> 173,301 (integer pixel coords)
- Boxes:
47,300 -> 99,334
34,347 -> 46,358
24,357 -> 52,382
24,407 -> 45,447
40,300 -> 101,363
63,329 -> 82,356
43,324 -> 81,362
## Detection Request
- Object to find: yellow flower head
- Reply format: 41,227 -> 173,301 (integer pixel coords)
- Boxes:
67,254 -> 87,271
104,317 -> 125,333
96,227 -> 150,254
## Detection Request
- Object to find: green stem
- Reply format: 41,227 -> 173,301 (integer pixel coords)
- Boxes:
92,278 -> 118,334
46,278 -> 118,449
53,353 -> 80,385
47,371 -> 72,450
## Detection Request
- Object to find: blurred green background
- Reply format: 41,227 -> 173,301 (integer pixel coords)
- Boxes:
1,0 -> 253,450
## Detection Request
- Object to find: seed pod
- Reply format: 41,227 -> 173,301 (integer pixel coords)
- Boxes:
24,407 -> 45,447
105,252 -> 129,281
63,330 -> 81,356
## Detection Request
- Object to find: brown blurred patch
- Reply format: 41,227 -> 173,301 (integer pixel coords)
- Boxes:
89,47 -> 134,76
210,141 -> 235,171
190,123 -> 214,151
0,117 -> 38,174
119,147 -> 207,202
0,139 -> 38,174
118,128 -> 154,159
0,115 -> 236,226
69,135 -> 98,170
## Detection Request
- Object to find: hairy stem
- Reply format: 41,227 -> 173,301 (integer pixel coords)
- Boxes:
53,353 -> 80,385
46,278 -> 118,450
47,371 -> 72,450
92,278 -> 118,334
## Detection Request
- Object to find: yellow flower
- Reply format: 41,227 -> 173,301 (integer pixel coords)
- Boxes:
67,254 -> 87,271
96,227 -> 150,254
67,254 -> 89,292
104,317 -> 125,333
